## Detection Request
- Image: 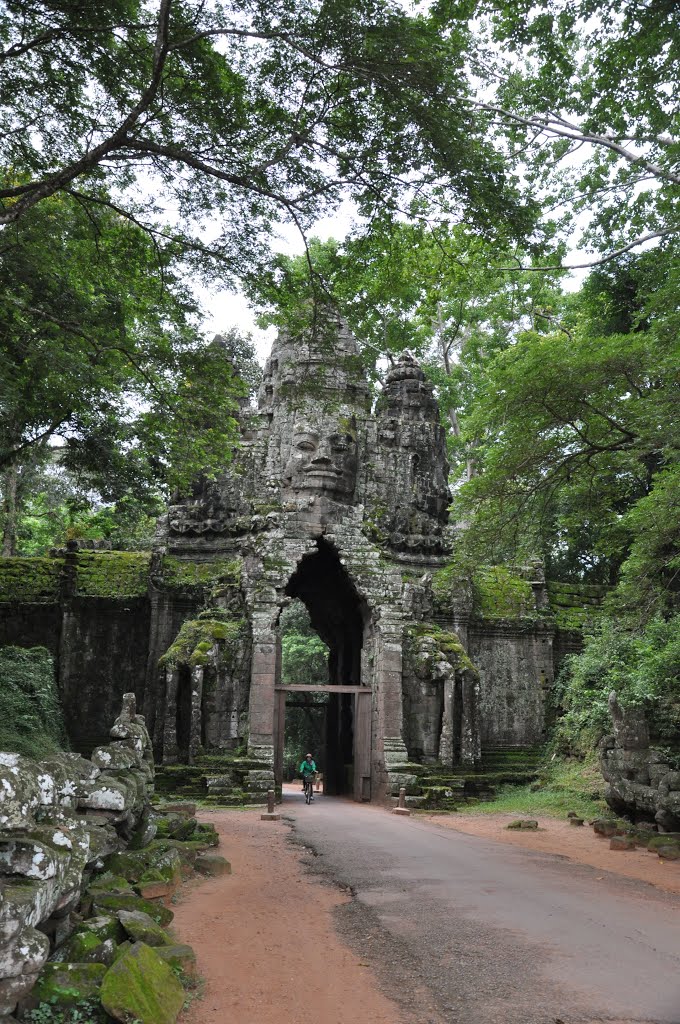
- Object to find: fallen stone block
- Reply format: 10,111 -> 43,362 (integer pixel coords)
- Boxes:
22,962 -> 106,1013
117,909 -> 173,947
93,891 -> 173,927
593,819 -> 620,838
392,807 -> 411,816
507,819 -> 538,830
569,817 -> 584,826
610,835 -> 636,851
157,802 -> 196,817
195,852 -> 231,876
0,972 -> 41,1018
657,843 -> 680,861
101,941 -> 184,1024
155,943 -> 197,978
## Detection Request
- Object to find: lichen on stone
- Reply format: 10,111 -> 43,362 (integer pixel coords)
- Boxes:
75,552 -> 151,599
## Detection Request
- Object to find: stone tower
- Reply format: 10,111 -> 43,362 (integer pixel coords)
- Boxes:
155,314 -> 487,800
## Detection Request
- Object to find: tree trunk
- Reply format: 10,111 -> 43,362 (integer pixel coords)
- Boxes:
1,463 -> 18,556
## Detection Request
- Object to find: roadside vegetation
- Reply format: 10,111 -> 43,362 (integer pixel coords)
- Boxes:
464,756 -> 610,821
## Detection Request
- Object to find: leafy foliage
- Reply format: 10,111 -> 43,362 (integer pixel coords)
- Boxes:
0,194 -> 247,500
553,615 -> 680,754
281,600 -> 328,778
0,646 -> 66,757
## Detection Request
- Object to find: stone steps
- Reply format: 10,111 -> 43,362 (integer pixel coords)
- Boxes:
391,746 -> 544,810
154,755 -> 272,806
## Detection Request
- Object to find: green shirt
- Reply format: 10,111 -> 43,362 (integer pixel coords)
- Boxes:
300,758 -> 317,776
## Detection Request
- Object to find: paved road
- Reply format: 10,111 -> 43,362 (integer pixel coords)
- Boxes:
284,790 -> 680,1024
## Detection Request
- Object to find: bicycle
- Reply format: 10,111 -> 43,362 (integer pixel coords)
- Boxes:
303,772 -> 316,804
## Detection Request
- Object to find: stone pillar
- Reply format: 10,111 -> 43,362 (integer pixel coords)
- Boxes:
460,668 -> 481,765
188,665 -> 204,765
162,667 -> 179,764
439,668 -> 455,767
247,604 -> 280,765
375,612 -> 410,796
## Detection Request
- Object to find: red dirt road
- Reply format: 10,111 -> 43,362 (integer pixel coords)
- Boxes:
172,806 -> 402,1024
173,795 -> 680,1024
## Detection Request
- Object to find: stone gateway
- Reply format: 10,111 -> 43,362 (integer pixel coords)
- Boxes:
1,314 -> 585,805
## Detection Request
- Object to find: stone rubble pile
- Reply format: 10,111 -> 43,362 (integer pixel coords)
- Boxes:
599,691 -> 680,833
0,694 -> 228,1022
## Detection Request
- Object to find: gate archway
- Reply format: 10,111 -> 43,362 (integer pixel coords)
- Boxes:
274,538 -> 372,800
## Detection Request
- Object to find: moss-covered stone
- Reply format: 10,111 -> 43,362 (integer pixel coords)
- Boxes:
31,962 -> 107,1008
88,873 -> 134,895
159,616 -> 245,669
0,557 -> 64,604
92,891 -> 173,926
407,623 -> 476,673
117,909 -> 173,947
161,556 -> 241,593
546,581 -> 607,631
155,943 -> 197,978
103,844 -> 182,891
473,567 -> 536,619
75,552 -> 151,599
52,929 -> 109,964
100,941 -> 184,1024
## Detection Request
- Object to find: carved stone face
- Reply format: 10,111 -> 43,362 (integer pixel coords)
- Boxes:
282,417 -> 358,502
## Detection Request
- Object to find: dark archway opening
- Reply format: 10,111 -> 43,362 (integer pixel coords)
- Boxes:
285,538 -> 366,795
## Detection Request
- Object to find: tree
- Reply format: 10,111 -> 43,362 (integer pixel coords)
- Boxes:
0,0 -> 537,273
452,249 -> 679,580
0,192 -> 250,509
466,0 -> 680,265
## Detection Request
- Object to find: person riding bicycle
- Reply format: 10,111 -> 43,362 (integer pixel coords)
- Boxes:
300,753 -> 317,799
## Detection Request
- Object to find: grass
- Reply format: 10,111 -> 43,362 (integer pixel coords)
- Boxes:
457,755 -> 610,821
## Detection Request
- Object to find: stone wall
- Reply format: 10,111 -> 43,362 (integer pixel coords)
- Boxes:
468,621 -> 553,747
0,693 -> 154,1017
600,691 -> 680,831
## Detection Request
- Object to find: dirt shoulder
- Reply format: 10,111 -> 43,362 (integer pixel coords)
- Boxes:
172,808 -> 404,1024
421,811 -> 680,895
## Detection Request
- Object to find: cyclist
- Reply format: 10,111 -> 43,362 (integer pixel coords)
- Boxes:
300,753 -> 317,801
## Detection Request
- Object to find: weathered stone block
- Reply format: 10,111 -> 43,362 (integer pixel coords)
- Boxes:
117,909 -> 173,947
101,942 -> 184,1024
195,852 -> 231,876
93,891 -> 173,926
155,943 -> 197,978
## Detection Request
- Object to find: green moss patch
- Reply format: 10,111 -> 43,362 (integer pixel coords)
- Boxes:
100,942 -> 184,1024
92,891 -> 173,926
159,616 -> 245,669
0,556 -> 63,603
473,567 -> 536,619
547,581 -> 607,631
75,552 -> 151,599
31,963 -> 106,1008
407,624 -> 476,673
161,556 -> 241,593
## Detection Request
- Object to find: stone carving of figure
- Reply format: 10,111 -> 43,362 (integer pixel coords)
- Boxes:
110,692 -> 152,762
282,411 -> 358,503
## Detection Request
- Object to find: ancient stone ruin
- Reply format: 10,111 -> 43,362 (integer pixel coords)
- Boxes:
0,314 -> 597,805
0,694 -> 223,1020
600,691 -> 680,831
